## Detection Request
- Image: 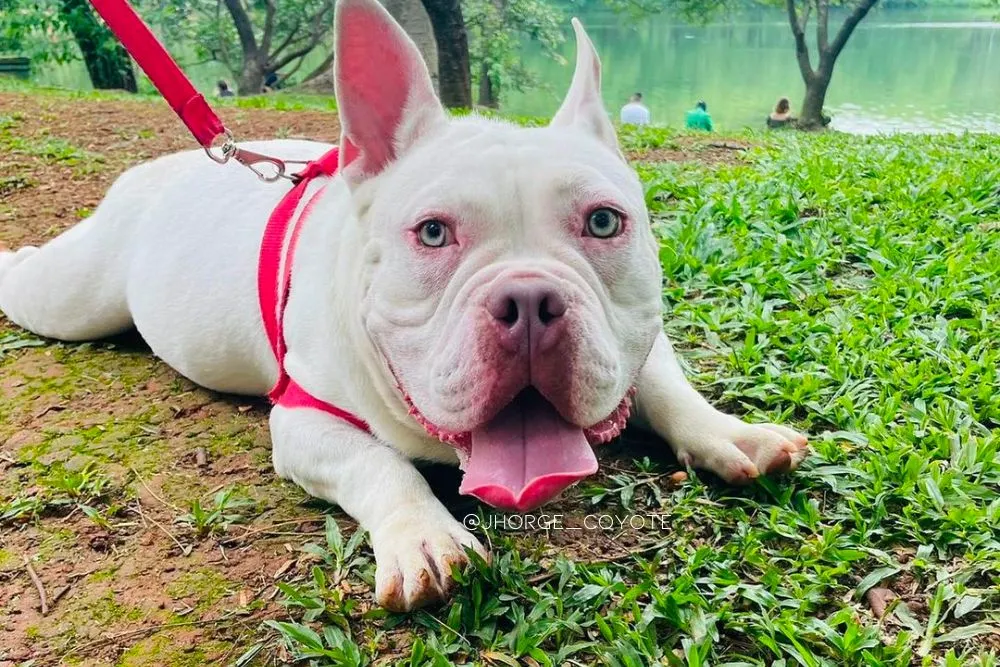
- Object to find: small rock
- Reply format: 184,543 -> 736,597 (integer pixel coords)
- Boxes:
668,471 -> 688,484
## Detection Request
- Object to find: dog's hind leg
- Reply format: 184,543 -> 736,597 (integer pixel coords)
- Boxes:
0,172 -> 140,342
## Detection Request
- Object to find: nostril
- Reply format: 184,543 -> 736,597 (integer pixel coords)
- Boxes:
538,293 -> 566,325
499,298 -> 519,326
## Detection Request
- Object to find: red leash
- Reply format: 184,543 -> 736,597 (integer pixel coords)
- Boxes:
88,0 -> 301,181
89,0 -> 225,149
88,0 -> 371,432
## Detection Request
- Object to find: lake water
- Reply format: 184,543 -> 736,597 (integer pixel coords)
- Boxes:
507,7 -> 1000,133
29,6 -> 1000,134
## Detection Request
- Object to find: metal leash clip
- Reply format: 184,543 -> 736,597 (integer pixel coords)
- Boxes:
204,130 -> 308,183
230,146 -> 295,183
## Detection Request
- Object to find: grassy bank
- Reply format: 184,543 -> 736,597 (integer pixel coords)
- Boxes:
1,88 -> 999,665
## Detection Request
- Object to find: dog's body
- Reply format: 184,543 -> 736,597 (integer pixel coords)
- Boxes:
0,0 -> 807,610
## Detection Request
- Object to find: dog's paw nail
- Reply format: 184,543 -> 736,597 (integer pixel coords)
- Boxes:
728,462 -> 759,484
766,450 -> 793,475
373,518 -> 485,612
376,570 -> 406,611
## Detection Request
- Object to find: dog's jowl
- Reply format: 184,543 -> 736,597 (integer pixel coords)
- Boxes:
0,0 -> 808,611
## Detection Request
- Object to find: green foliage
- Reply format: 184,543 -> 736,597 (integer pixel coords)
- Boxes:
140,0 -> 334,85
2,461 -> 116,523
1,0 -> 333,89
0,330 -> 47,360
0,0 -> 77,64
175,486 -> 254,538
275,517 -> 371,626
464,0 -> 567,104
266,129 -> 1000,664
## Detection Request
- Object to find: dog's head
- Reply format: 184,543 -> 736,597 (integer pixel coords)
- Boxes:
334,0 -> 663,511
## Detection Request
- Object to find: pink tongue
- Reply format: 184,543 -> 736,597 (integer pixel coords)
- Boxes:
459,391 -> 598,512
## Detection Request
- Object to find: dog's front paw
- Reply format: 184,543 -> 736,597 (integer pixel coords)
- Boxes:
675,418 -> 809,484
370,510 -> 488,612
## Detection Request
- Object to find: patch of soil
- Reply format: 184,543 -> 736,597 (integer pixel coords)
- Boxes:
0,93 -> 341,249
627,139 -> 752,167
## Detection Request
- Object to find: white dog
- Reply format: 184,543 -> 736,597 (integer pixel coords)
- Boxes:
0,0 -> 807,611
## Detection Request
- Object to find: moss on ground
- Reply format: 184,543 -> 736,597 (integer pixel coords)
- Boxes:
116,634 -> 230,667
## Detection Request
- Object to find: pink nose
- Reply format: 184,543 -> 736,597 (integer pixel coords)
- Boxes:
487,279 -> 568,352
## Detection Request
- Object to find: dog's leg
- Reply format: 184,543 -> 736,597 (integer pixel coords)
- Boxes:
633,332 -> 808,483
0,176 -> 138,341
270,405 -> 487,611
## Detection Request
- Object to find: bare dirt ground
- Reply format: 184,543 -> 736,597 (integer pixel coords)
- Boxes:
0,91 -> 734,666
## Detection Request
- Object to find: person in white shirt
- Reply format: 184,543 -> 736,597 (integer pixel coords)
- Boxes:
620,92 -> 651,126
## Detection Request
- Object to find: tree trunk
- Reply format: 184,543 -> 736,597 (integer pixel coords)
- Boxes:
383,0 -> 439,93
477,62 -> 498,108
238,56 -> 266,96
222,0 -> 264,96
798,71 -> 831,129
785,0 -> 879,130
419,0 -> 472,108
59,0 -> 137,92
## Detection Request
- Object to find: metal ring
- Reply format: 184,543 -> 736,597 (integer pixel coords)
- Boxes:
204,129 -> 235,164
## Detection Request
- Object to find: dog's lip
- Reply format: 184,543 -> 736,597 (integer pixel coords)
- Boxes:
388,366 -> 634,450
376,345 -> 633,447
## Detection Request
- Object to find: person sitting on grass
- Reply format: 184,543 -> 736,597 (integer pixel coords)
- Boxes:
262,71 -> 280,93
767,97 -> 795,129
685,101 -> 714,132
620,92 -> 651,126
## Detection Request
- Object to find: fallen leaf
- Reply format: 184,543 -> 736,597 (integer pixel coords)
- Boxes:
273,558 -> 296,579
866,587 -> 896,618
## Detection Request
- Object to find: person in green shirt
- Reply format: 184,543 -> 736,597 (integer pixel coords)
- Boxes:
685,101 -> 714,132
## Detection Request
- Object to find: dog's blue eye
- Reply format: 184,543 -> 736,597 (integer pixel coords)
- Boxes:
418,220 -> 449,247
586,208 -> 622,238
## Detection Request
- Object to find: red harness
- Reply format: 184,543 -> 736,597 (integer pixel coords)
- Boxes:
257,150 -> 371,432
88,0 -> 370,433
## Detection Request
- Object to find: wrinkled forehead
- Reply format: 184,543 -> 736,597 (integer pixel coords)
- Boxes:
370,119 -> 643,219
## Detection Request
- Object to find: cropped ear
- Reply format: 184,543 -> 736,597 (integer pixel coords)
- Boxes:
334,0 -> 447,185
550,18 -> 620,155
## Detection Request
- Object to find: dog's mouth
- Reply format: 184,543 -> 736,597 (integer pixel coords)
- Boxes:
400,383 -> 634,513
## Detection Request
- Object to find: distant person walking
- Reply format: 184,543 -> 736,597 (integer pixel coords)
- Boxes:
620,93 -> 651,126
217,79 -> 235,97
767,97 -> 794,129
685,101 -> 714,132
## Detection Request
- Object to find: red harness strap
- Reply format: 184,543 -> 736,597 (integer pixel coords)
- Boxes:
258,148 -> 371,433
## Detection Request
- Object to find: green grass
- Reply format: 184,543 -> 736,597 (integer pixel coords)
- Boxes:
260,131 -> 1000,666
0,75 -> 339,111
0,109 -> 104,169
